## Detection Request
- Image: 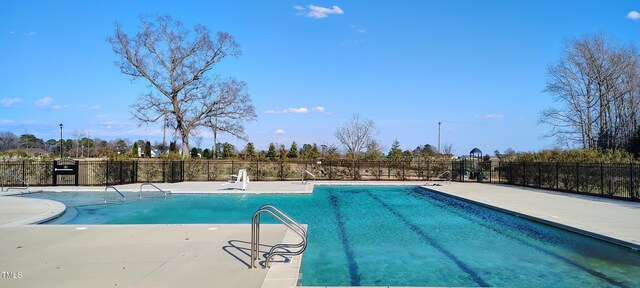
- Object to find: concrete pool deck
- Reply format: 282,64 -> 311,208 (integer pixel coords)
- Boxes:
1,181 -> 640,287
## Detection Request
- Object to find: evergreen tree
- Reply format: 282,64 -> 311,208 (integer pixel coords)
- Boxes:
190,147 -> 199,158
266,143 -> 277,158
202,148 -> 211,159
132,142 -> 139,157
169,141 -> 177,153
145,141 -> 152,157
245,142 -> 256,158
278,144 -> 287,160
222,142 -> 235,158
387,139 -> 403,160
288,141 -> 298,158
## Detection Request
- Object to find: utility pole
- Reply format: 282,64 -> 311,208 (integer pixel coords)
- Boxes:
438,121 -> 441,157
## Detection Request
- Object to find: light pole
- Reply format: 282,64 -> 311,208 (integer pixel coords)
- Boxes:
59,124 -> 63,159
437,121 -> 441,157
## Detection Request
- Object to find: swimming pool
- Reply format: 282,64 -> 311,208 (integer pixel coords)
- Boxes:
25,186 -> 640,287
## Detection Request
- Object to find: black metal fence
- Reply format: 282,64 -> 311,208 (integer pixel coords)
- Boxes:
1,159 -> 464,186
4,159 -> 637,202
498,162 -> 640,201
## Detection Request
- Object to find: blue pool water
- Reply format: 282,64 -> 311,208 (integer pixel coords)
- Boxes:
24,186 -> 640,287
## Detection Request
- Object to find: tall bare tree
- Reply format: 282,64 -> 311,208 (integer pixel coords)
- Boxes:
108,15 -> 255,156
335,114 -> 378,159
541,33 -> 640,149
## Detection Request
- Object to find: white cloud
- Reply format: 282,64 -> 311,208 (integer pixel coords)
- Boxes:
311,106 -> 325,113
90,104 -> 101,110
288,107 -> 309,113
483,114 -> 505,119
350,25 -> 366,33
1,97 -> 20,107
627,11 -> 640,20
0,119 -> 14,125
264,107 -> 309,114
9,31 -> 16,35
275,129 -> 286,134
27,32 -> 37,36
51,104 -> 68,110
296,4 -> 344,19
35,97 -> 53,107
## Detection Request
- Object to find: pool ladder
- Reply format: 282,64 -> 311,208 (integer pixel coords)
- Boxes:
139,182 -> 169,199
250,205 -> 307,269
301,170 -> 316,185
1,172 -> 29,193
104,186 -> 126,203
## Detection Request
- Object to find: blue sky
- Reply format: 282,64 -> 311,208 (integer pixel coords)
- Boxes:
1,0 -> 640,155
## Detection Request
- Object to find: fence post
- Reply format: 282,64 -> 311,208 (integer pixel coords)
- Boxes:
378,161 -> 381,180
600,162 -> 604,195
523,162 -> 527,186
74,160 -> 79,186
22,160 -> 25,183
280,161 -> 284,181
162,161 -> 166,183
575,163 -> 580,193
181,160 -> 185,182
537,162 -> 541,187
105,160 -> 109,186
53,160 -> 57,186
119,161 -> 123,185
256,160 -> 259,181
489,162 -> 492,183
207,160 -> 211,181
401,161 -> 405,180
630,163 -> 634,199
329,160 -> 333,180
555,162 -> 559,190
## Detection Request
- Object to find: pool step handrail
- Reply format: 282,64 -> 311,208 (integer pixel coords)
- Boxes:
139,182 -> 169,199
1,172 -> 29,193
301,170 -> 316,184
425,170 -> 451,186
104,186 -> 126,203
250,205 -> 307,269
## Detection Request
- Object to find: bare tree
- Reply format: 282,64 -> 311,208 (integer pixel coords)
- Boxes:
335,114 -> 378,159
541,33 -> 640,149
0,132 -> 19,150
108,15 -> 255,156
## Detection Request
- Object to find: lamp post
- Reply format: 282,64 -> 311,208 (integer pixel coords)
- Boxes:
437,121 -> 441,157
59,124 -> 63,159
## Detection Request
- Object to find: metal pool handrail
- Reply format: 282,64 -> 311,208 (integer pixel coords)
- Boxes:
104,186 -> 125,203
301,170 -> 316,184
139,182 -> 169,199
250,205 -> 307,269
1,172 -> 29,193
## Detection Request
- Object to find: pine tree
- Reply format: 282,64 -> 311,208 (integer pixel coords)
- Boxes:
278,144 -> 287,160
288,141 -> 298,158
132,142 -> 139,157
388,139 -> 403,160
190,147 -> 199,158
245,142 -> 256,158
145,141 -> 152,157
266,143 -> 277,158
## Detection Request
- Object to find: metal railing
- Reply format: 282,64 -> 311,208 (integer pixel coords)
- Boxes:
1,172 -> 29,192
104,186 -> 126,203
425,170 -> 451,186
139,182 -> 169,199
301,170 -> 316,184
250,205 -> 307,269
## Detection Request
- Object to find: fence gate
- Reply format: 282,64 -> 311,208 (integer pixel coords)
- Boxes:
53,160 -> 79,186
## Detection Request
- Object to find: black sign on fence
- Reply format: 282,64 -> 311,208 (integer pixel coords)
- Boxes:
53,160 -> 79,186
